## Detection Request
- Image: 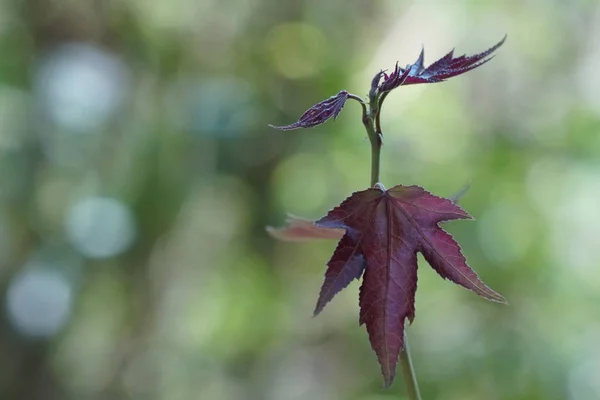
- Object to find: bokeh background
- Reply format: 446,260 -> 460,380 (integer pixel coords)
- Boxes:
0,0 -> 599,399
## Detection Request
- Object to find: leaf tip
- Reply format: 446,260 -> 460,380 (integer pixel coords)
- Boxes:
490,293 -> 509,305
475,285 -> 508,304
266,225 -> 291,241
313,298 -> 326,317
382,375 -> 395,390
268,123 -> 301,131
499,33 -> 508,45
265,225 -> 277,236
312,307 -> 323,318
375,357 -> 397,389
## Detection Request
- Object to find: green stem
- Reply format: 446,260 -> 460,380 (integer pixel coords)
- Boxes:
361,97 -> 422,399
367,121 -> 381,187
375,91 -> 389,137
399,335 -> 422,399
363,106 -> 381,187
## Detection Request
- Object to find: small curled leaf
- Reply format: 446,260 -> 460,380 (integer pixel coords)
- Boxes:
369,70 -> 387,99
269,90 -> 349,131
266,215 -> 344,241
378,62 -> 411,93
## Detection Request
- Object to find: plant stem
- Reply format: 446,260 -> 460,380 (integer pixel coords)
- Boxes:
375,92 -> 389,137
362,98 -> 422,399
399,334 -> 422,399
367,124 -> 381,187
364,107 -> 381,187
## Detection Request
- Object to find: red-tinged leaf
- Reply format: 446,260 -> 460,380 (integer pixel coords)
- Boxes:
444,35 -> 506,71
409,47 -> 425,74
424,48 -> 456,75
315,184 -> 505,387
379,36 -> 506,90
266,215 -> 344,241
314,234 -> 366,316
269,90 -> 349,131
404,36 -> 506,84
378,62 -> 411,93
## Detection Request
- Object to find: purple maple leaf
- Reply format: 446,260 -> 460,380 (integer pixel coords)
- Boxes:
314,184 -> 506,387
378,35 -> 506,91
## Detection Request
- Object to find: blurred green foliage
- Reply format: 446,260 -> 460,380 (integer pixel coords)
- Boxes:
0,0 -> 599,399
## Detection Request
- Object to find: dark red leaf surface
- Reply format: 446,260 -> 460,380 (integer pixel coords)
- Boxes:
379,36 -> 506,90
314,184 -> 506,387
313,234 -> 366,316
269,90 -> 349,131
379,62 -> 411,93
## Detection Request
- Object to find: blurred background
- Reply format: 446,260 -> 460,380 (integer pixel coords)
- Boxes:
0,0 -> 599,399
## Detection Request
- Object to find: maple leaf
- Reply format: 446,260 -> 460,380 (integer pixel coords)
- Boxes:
269,90 -> 349,131
267,186 -> 469,242
314,184 -> 505,387
378,36 -> 506,91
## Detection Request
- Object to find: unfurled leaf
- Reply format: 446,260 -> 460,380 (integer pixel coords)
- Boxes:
315,184 -> 505,387
266,215 -> 344,241
269,90 -> 349,131
379,36 -> 506,90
